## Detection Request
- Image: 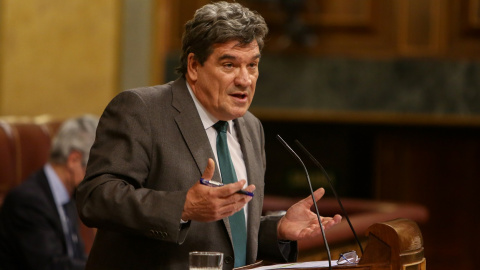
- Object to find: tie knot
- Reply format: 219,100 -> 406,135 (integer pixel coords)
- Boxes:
213,121 -> 228,133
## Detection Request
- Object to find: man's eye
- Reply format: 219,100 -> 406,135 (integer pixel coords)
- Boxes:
223,63 -> 233,68
249,63 -> 258,68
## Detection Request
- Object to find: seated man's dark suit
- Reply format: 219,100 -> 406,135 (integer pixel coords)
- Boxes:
0,169 -> 86,270
76,78 -> 297,270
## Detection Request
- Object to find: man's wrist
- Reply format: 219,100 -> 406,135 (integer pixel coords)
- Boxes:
277,216 -> 286,240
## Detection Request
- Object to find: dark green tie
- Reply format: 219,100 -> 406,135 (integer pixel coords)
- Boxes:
213,121 -> 247,267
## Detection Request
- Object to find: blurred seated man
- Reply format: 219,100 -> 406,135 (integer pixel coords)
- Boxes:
0,115 -> 99,270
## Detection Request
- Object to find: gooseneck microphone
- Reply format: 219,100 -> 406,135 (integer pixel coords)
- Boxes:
294,139 -> 364,255
276,135 -> 332,270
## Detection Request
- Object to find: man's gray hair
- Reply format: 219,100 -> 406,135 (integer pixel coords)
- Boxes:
176,1 -> 268,77
49,114 -> 99,166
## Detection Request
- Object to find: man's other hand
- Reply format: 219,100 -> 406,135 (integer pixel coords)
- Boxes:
277,188 -> 342,240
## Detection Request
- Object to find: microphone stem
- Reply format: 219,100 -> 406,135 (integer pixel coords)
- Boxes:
306,172 -> 332,270
276,135 -> 332,270
295,140 -> 364,255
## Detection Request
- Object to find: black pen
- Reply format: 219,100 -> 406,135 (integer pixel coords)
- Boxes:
199,178 -> 254,197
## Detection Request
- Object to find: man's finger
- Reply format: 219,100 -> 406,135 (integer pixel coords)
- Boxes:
301,187 -> 325,207
217,180 -> 247,197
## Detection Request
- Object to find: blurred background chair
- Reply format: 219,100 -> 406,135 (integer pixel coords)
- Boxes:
0,116 -> 95,254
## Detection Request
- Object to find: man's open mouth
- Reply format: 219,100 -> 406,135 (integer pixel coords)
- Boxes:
231,93 -> 247,99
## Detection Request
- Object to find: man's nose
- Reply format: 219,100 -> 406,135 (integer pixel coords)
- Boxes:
234,67 -> 252,87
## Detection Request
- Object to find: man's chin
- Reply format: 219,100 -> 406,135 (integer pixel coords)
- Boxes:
219,112 -> 247,121
231,108 -> 250,119
215,105 -> 250,120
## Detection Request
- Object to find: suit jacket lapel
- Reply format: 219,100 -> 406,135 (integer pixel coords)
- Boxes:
171,78 -> 236,253
233,118 -> 262,189
171,78 -> 220,182
234,117 -> 263,263
172,78 -> 262,261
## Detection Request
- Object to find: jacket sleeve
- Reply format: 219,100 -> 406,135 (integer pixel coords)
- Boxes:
75,90 -> 189,245
257,215 -> 298,263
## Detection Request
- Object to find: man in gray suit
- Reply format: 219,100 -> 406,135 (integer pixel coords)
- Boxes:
76,2 -> 341,269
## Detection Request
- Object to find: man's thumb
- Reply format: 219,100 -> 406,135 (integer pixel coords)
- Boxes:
201,158 -> 215,180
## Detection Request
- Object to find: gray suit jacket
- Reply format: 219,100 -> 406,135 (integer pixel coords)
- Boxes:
76,78 -> 296,270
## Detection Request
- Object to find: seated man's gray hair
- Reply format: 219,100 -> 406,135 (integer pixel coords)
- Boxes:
49,114 -> 99,166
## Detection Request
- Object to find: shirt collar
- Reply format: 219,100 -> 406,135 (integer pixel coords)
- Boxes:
186,81 -> 233,133
44,163 -> 70,206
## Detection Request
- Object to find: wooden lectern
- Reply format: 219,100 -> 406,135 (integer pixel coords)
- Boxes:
246,218 -> 426,270
353,218 -> 426,270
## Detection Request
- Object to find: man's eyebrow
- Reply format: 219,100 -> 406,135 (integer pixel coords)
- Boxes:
218,54 -> 236,61
218,53 -> 262,61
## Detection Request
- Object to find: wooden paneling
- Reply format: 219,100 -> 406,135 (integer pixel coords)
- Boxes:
247,0 -> 397,57
0,0 -> 121,117
164,0 -> 211,53
249,0 -> 373,27
303,0 -> 373,27
260,116 -> 480,270
397,0 -> 446,56
152,0 -> 172,84
374,127 -> 480,270
468,0 -> 480,28
446,0 -> 480,58
160,0 -> 480,59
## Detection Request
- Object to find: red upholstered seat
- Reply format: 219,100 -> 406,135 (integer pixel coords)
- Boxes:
0,118 -> 55,204
0,116 -> 94,254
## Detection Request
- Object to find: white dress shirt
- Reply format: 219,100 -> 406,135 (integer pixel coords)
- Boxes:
186,82 -> 248,187
44,163 -> 74,257
187,82 -> 249,220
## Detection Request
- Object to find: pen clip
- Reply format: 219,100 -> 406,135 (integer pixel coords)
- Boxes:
199,178 -> 224,187
199,178 -> 254,197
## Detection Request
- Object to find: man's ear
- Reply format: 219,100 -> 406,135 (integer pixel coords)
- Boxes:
186,53 -> 198,82
66,151 -> 83,168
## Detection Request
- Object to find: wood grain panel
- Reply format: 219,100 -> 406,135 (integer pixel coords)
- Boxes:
304,0 -> 373,27
468,0 -> 480,28
373,128 -> 480,270
159,0 -> 480,60
0,0 -> 121,117
445,0 -> 480,58
397,0 -> 445,56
